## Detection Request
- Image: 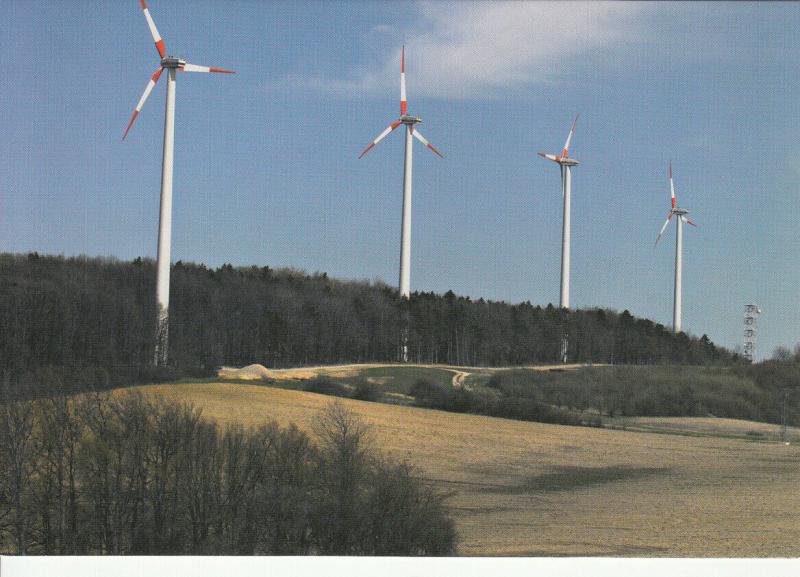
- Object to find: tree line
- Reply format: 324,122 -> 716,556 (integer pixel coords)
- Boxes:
0,377 -> 456,555
0,252 -> 735,383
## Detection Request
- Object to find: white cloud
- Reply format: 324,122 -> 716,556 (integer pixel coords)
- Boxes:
311,1 -> 649,99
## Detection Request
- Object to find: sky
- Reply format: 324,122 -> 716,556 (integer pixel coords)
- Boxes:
1,1 -> 799,359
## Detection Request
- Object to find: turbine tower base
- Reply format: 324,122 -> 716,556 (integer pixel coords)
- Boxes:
154,307 -> 169,366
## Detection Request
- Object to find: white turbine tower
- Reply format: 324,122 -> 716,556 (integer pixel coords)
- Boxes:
538,115 -> 580,310
359,46 -> 444,362
122,0 -> 233,365
655,161 -> 697,333
123,0 -> 234,366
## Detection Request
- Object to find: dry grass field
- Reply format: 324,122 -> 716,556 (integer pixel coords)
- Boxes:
124,382 -> 800,557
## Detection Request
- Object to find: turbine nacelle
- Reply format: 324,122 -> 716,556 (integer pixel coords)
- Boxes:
538,153 -> 579,166
161,56 -> 187,68
400,114 -> 422,125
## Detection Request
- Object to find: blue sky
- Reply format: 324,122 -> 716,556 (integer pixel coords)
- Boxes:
1,1 -> 799,358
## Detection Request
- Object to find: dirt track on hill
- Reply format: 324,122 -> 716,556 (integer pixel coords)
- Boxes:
219,362 -> 596,384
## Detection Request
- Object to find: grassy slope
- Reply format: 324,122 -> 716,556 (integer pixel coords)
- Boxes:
328,366 -> 456,392
124,382 -> 800,556
217,362 -> 588,396
223,363 -> 797,440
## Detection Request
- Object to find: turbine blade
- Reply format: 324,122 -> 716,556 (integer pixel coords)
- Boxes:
654,212 -> 674,246
562,113 -> 579,157
180,63 -> 236,74
122,67 -> 164,141
140,0 -> 166,59
358,120 -> 402,159
411,127 -> 444,158
684,216 -> 697,227
538,152 -> 559,163
400,45 -> 407,116
669,160 -> 676,208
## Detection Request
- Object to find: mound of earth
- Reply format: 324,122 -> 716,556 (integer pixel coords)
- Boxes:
217,364 -> 275,381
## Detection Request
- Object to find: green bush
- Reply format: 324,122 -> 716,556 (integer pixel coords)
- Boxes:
484,366 -> 776,422
409,379 -> 451,407
352,380 -> 381,402
303,377 -> 350,397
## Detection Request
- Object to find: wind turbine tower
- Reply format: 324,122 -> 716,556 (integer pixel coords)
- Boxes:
123,1 -> 234,366
655,162 -> 697,333
359,46 -> 444,361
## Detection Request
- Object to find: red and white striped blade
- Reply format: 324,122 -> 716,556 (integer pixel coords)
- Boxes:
411,128 -> 444,158
358,120 -> 402,159
538,152 -> 559,163
684,216 -> 697,227
400,45 -> 407,116
122,67 -> 164,141
669,161 -> 676,208
655,212 -> 674,246
180,63 -> 236,74
562,114 -> 579,158
140,0 -> 166,59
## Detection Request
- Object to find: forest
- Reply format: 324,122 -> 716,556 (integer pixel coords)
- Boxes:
0,252 -> 735,388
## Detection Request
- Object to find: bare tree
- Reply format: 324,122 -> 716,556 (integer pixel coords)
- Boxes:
0,392 -> 458,555
175,406 -> 218,554
773,345 -> 793,362
364,461 -> 457,555
311,401 -> 373,554
0,374 -> 37,554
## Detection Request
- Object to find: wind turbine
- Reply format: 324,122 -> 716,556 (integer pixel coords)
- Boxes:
538,115 -> 580,311
359,46 -> 444,362
655,161 -> 697,333
123,0 -> 234,366
538,116 -> 579,363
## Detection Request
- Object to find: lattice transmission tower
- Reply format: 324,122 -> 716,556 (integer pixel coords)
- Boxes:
743,304 -> 761,362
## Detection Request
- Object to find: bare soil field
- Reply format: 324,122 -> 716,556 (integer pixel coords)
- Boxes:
123,382 -> 800,556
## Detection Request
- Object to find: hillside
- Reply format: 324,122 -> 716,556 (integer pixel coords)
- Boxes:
125,382 -> 800,556
215,362 -> 800,429
0,252 -> 734,378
